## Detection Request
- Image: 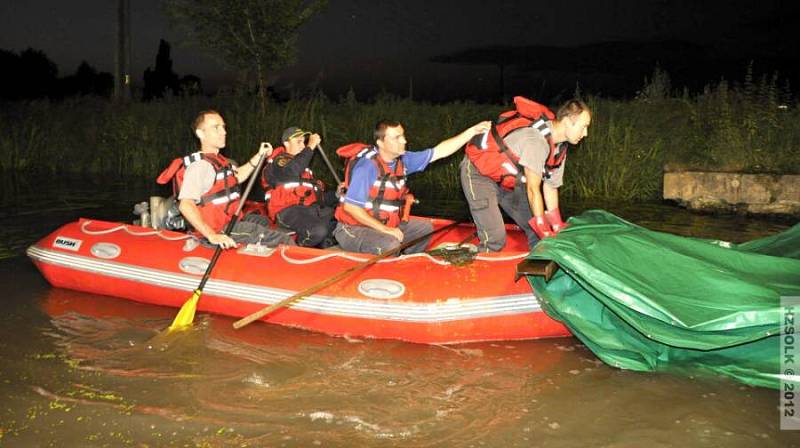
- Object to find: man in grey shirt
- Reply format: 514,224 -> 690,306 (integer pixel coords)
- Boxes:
174,110 -> 294,249
461,98 -> 591,252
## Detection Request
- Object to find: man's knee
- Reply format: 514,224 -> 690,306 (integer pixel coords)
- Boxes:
407,218 -> 433,234
480,226 -> 507,252
310,222 -> 331,240
371,235 -> 400,255
299,222 -> 331,247
333,229 -> 351,249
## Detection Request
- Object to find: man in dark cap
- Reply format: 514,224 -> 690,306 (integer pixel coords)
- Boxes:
261,126 -> 338,248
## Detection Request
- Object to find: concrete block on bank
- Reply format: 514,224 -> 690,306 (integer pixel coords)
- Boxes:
663,171 -> 800,216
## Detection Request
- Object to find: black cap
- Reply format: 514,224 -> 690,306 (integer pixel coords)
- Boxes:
282,126 -> 311,142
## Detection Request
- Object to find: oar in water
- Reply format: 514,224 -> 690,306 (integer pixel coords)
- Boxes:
168,149 -> 269,332
233,220 -> 463,330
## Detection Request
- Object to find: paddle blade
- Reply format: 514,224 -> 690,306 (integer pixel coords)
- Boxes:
169,289 -> 201,332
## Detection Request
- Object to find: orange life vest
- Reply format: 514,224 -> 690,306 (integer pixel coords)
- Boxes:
156,152 -> 241,233
465,96 -> 568,190
334,143 -> 410,228
260,146 -> 320,221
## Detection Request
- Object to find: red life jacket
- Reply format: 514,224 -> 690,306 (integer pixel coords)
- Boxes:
334,143 -> 410,228
156,152 -> 241,233
465,96 -> 568,191
260,146 -> 320,221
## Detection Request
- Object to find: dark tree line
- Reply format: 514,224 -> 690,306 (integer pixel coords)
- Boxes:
1,39 -> 202,102
0,48 -> 113,100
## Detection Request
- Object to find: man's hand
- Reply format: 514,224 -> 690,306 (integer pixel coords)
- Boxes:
431,120 -> 492,162
308,133 -> 321,149
341,202 -> 403,243
238,142 -> 272,182
528,215 -> 554,239
544,208 -> 568,234
258,142 -> 273,157
335,182 -> 347,199
208,233 -> 238,249
382,226 -> 404,242
470,120 -> 492,137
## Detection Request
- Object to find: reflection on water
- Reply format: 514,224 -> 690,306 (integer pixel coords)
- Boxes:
1,179 -> 798,446
4,288 -> 794,447
0,176 -> 159,260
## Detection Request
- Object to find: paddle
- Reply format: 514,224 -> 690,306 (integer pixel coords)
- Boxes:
168,148 -> 269,332
233,220 -> 462,330
316,144 -> 342,185
317,116 -> 341,185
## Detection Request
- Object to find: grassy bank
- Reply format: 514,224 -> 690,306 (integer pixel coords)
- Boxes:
2,73 -> 797,203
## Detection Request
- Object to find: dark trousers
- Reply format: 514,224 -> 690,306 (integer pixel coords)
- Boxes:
276,204 -> 337,248
333,218 -> 433,255
460,157 -> 539,252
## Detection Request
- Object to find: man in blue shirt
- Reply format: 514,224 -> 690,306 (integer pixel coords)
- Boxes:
334,119 -> 490,255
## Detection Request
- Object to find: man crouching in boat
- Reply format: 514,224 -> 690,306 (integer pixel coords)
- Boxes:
333,119 -> 491,255
157,110 -> 295,249
461,97 -> 591,251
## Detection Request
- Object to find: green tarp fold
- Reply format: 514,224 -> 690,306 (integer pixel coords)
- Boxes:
525,210 -> 800,388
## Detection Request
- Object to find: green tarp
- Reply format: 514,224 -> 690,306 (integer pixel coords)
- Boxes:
525,210 -> 800,388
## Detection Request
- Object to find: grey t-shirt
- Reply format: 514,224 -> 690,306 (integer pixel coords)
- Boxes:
503,124 -> 565,188
178,160 -> 217,202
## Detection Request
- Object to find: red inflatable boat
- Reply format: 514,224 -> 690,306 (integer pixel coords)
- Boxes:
27,217 -> 569,344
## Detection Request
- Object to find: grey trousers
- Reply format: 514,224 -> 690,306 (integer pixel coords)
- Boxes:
333,218 -> 433,255
459,157 -> 539,252
229,213 -> 296,247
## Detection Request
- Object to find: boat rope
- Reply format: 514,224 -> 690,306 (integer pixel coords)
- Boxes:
78,220 -> 529,262
80,221 -> 192,241
278,245 -> 527,266
279,246 -> 454,266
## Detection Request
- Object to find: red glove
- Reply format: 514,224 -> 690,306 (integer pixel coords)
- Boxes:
528,215 -> 554,239
545,208 -> 568,234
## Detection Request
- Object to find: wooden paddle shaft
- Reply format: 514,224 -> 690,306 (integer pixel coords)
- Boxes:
233,220 -> 461,330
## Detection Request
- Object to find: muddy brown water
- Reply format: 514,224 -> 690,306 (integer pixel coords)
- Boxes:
1,178 -> 798,447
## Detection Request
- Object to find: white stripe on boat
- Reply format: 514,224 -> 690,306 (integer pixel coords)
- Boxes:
27,246 -> 543,322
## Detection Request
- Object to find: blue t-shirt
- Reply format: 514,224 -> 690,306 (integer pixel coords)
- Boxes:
343,148 -> 433,207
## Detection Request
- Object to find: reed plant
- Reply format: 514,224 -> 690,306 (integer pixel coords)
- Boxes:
677,67 -> 799,174
564,97 -> 665,201
1,66 -> 796,204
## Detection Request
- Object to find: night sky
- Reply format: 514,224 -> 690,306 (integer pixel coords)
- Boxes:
1,0 -> 795,99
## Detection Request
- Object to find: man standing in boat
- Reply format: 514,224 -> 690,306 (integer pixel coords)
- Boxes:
157,110 -> 294,249
333,119 -> 491,255
261,126 -> 338,248
460,97 -> 591,251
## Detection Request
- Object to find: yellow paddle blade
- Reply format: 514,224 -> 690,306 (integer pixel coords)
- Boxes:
169,289 -> 202,332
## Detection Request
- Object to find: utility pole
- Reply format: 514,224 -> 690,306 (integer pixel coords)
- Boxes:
114,0 -> 131,102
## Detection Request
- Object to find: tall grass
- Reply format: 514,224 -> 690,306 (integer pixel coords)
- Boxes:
565,98 -> 665,201
564,65 -> 798,200
1,67 -> 797,203
677,66 -> 798,174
